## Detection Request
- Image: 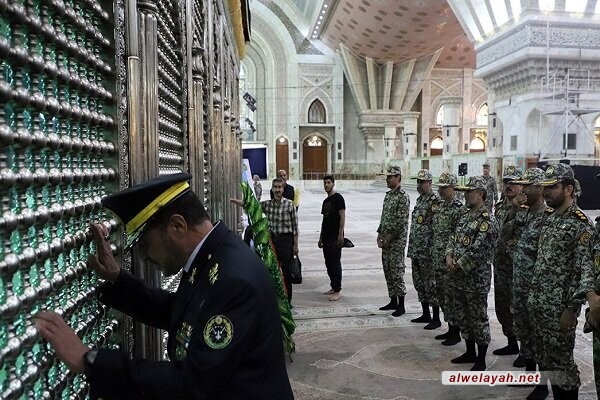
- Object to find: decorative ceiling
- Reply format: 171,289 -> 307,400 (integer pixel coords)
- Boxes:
317,0 -> 475,68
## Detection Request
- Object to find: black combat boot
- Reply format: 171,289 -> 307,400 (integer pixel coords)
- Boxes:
441,325 -> 462,346
470,343 -> 487,371
424,305 -> 441,330
435,324 -> 452,340
391,296 -> 405,317
551,385 -> 578,400
493,335 -> 519,355
527,366 -> 549,400
411,302 -> 432,323
513,352 -> 526,368
451,340 -> 476,364
379,296 -> 398,311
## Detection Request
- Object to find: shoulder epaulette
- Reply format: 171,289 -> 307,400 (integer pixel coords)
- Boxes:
574,209 -> 589,222
545,207 -> 554,213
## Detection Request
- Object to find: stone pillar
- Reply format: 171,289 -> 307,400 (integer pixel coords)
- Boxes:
362,127 -> 385,172
442,97 -> 462,172
384,124 -> 397,163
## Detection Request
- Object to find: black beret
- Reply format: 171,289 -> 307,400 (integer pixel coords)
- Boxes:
102,173 -> 192,248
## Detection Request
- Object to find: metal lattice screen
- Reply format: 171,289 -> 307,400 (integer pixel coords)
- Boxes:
0,0 -> 119,397
156,0 -> 185,175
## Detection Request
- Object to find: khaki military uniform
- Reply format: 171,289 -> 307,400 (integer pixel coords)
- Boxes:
432,195 -> 464,324
377,186 -> 410,297
446,205 -> 498,345
408,191 -> 439,304
528,205 -> 595,391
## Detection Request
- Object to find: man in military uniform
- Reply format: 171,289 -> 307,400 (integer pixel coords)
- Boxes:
432,172 -> 464,345
446,176 -> 498,371
408,169 -> 440,328
528,163 -> 595,399
584,173 -> 600,399
377,165 -> 411,317
36,173 -> 294,399
492,165 -> 523,363
508,168 -> 549,395
482,161 -> 498,213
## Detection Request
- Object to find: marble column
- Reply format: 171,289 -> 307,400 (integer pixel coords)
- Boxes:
442,97 -> 462,172
403,112 -> 419,177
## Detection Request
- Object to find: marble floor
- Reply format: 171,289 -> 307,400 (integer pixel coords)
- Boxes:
284,183 -> 598,400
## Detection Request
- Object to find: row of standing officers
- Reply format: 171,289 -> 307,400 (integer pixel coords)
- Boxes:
376,163 -> 600,400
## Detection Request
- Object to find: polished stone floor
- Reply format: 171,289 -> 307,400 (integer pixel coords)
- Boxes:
284,183 -> 597,400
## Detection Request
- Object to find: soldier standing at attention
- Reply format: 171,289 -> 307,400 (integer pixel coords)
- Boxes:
492,165 -> 523,365
408,169 -> 441,328
507,168 -> 549,397
446,176 -> 498,371
528,163 -> 595,400
584,173 -> 600,400
482,161 -> 498,213
377,166 -> 411,317
432,172 -> 464,346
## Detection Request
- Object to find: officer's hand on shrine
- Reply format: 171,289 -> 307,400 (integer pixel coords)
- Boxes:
87,222 -> 120,283
35,311 -> 88,374
559,308 -> 577,334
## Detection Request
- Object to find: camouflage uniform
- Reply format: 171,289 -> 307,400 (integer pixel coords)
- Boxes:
408,169 -> 439,304
528,164 -> 595,391
510,168 -> 548,361
482,175 -> 498,213
446,177 -> 498,345
493,165 -> 522,340
377,168 -> 411,298
592,216 -> 600,398
432,173 -> 463,325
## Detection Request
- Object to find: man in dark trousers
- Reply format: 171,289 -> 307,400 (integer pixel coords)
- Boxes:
36,173 -> 294,400
318,175 -> 346,301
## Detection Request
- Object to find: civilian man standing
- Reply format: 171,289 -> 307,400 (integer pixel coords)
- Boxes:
270,169 -> 296,203
377,166 -> 410,317
262,178 -> 299,303
318,175 -> 346,302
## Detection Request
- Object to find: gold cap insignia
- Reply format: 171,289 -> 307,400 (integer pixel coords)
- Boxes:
208,263 -> 219,285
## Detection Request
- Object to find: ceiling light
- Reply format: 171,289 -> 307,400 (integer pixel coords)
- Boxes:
324,4 -> 327,7
322,10 -> 326,14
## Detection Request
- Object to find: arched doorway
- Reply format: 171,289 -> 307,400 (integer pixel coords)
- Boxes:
303,135 -> 327,180
276,136 -> 289,176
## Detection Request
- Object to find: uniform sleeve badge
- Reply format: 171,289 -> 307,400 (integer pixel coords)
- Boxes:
479,221 -> 490,232
417,215 -> 424,224
579,231 -> 591,246
462,236 -> 471,246
204,315 -> 233,349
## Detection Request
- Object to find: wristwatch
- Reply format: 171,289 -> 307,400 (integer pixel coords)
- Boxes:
84,348 -> 99,377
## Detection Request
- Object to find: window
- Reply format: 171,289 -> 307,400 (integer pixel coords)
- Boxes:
306,135 -> 323,147
476,103 -> 488,126
470,137 -> 485,153
510,135 -> 518,151
308,99 -> 326,123
431,136 -> 443,156
563,133 -> 577,150
436,105 -> 444,126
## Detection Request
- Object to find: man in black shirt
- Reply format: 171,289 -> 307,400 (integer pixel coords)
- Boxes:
318,175 -> 346,301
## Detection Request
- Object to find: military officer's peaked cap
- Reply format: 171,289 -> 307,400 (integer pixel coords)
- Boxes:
540,163 -> 574,186
379,165 -> 402,176
513,167 -> 545,185
456,176 -> 487,192
502,165 -> 523,181
436,172 -> 458,187
102,173 -> 193,248
414,169 -> 433,181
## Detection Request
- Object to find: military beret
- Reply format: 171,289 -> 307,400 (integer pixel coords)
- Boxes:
540,163 -> 574,186
102,173 -> 193,248
456,176 -> 487,192
512,167 -> 545,185
379,165 -> 402,177
502,165 -> 523,181
436,172 -> 458,187
482,161 -> 490,167
414,169 -> 433,181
